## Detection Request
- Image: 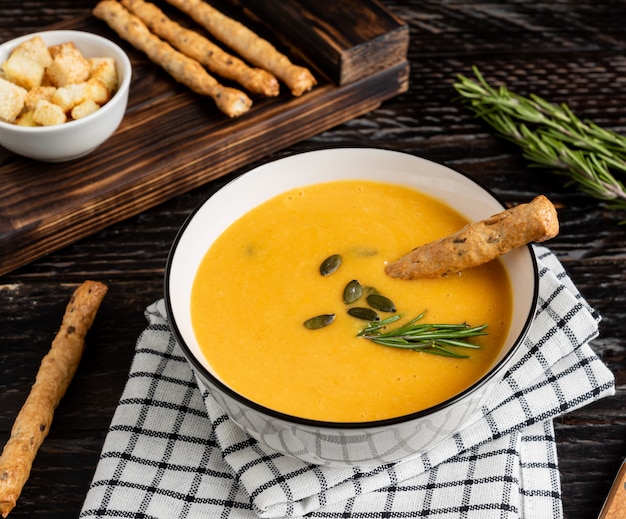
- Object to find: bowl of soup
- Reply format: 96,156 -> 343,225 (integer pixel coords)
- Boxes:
164,148 -> 538,466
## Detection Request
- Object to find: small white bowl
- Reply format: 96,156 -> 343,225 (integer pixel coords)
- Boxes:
0,30 -> 131,162
165,148 -> 539,466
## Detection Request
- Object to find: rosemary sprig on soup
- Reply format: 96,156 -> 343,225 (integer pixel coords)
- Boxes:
358,313 -> 488,358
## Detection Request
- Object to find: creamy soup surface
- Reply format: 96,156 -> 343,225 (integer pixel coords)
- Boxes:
191,180 -> 512,422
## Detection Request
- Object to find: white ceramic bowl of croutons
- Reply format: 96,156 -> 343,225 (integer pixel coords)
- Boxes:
0,30 -> 131,162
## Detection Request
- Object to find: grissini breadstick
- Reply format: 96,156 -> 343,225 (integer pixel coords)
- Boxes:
93,0 -> 252,118
121,0 -> 279,97
0,281 -> 108,518
385,195 -> 559,279
164,0 -> 316,96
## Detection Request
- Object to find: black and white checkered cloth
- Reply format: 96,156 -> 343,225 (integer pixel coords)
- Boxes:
80,246 -> 615,519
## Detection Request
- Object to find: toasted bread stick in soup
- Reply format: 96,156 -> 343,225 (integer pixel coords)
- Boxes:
121,0 -> 279,96
0,281 -> 107,518
93,0 -> 252,118
164,0 -> 316,96
385,195 -> 559,279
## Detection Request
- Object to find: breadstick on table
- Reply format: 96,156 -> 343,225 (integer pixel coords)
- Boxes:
93,0 -> 252,118
0,281 -> 108,518
164,0 -> 316,96
121,0 -> 279,96
385,195 -> 559,279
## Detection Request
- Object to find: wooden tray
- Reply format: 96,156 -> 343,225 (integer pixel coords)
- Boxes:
0,0 -> 409,277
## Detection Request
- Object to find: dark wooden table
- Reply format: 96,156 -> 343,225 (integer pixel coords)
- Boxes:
1,1 -> 624,517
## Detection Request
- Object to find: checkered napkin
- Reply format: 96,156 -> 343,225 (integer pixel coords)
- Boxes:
80,246 -> 614,519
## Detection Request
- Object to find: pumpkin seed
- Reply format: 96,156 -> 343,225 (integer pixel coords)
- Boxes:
343,279 -> 363,304
348,307 -> 380,322
319,254 -> 342,276
304,313 -> 335,330
366,293 -> 396,313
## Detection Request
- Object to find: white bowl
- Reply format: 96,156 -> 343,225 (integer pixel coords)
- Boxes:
165,148 -> 539,466
0,30 -> 131,162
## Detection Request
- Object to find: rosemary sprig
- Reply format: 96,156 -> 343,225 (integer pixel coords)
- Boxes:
357,311 -> 488,358
454,66 -> 626,212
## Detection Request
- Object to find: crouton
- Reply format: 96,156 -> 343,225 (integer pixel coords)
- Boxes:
88,57 -> 118,92
32,99 -> 66,126
24,85 -> 56,111
87,78 -> 112,104
71,99 -> 100,120
2,54 -> 45,90
1,36 -> 53,90
52,79 -> 111,112
47,41 -> 76,59
45,42 -> 90,87
14,36 -> 52,68
15,111 -> 37,127
51,83 -> 91,112
0,77 -> 27,123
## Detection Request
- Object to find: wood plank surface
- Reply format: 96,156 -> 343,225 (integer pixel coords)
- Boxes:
1,1 -> 625,518
0,2 -> 409,277
240,0 -> 410,84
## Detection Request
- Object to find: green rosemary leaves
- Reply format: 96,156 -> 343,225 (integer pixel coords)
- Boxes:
358,312 -> 488,358
454,66 -> 626,212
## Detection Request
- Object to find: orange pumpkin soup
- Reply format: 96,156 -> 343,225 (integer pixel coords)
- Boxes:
191,180 -> 512,422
